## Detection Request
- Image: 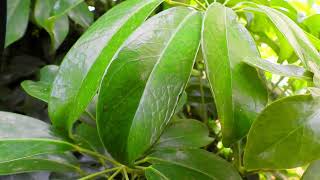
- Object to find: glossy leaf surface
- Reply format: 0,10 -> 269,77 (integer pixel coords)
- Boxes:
302,160 -> 320,180
68,2 -> 93,28
52,0 -> 83,16
202,3 -> 267,146
307,32 -> 320,51
0,111 -> 74,163
243,57 -> 312,80
245,5 -> 320,74
97,7 -> 202,164
21,65 -> 59,103
52,0 -> 93,28
145,149 -> 241,180
34,0 -> 69,50
5,0 -> 30,47
0,154 -> 81,175
49,0 -> 163,134
302,14 -> 320,37
152,119 -> 213,150
244,95 -> 320,169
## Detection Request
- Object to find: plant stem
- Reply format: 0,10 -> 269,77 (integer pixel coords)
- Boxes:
108,167 -> 123,180
194,0 -> 207,9
79,167 -> 120,180
84,109 -> 96,121
75,146 -> 121,166
232,141 -> 245,175
203,0 -> 210,6
134,157 -> 148,165
223,0 -> 231,6
135,166 -> 147,171
165,0 -> 204,11
123,168 -> 130,180
131,173 -> 138,180
231,1 -> 257,10
199,76 -> 207,122
271,76 -> 285,92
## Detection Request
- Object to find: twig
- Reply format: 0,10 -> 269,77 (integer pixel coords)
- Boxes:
108,167 -> 123,180
79,167 -> 119,180
75,146 -> 121,166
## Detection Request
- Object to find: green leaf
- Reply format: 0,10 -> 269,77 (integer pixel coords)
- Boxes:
34,0 -> 55,27
269,0 -> 298,21
0,111 -> 74,163
243,57 -> 312,80
34,0 -> 69,50
52,0 -> 84,17
21,65 -> 59,102
47,15 -> 69,51
5,0 -> 31,47
202,3 -> 268,146
244,5 -> 320,75
49,0 -> 163,135
0,173 -> 49,180
97,7 -> 202,164
68,2 -> 93,28
145,149 -> 241,180
302,160 -> 320,180
244,95 -> 320,169
74,123 -> 105,154
302,14 -> 320,37
224,0 -> 268,6
0,154 -> 81,175
306,31 -> 320,51
152,119 -> 213,150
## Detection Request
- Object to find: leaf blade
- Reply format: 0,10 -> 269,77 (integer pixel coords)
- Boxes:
68,2 -> 93,28
5,0 -> 30,47
146,149 -> 241,180
49,0 -> 163,134
97,7 -> 202,164
0,154 -> 81,175
202,3 -> 267,146
245,5 -> 320,74
34,0 -> 69,50
153,119 -> 213,150
0,111 -> 74,163
21,65 -> 59,102
244,95 -> 320,169
243,57 -> 312,80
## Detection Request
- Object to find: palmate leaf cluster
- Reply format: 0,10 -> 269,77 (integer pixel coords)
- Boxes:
2,0 -> 320,179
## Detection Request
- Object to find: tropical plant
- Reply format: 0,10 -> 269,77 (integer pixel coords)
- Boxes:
2,0 -> 320,179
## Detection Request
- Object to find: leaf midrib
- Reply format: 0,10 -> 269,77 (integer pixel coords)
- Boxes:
68,0 -> 161,126
203,4 -> 235,140
127,10 -> 198,152
148,167 -> 170,180
0,155 -> 80,173
0,138 -> 74,163
255,108 -> 320,158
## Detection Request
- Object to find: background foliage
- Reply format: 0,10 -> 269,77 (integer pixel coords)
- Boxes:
2,0 -> 320,179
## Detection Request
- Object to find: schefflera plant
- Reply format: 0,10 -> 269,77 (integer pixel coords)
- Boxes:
2,0 -> 320,179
